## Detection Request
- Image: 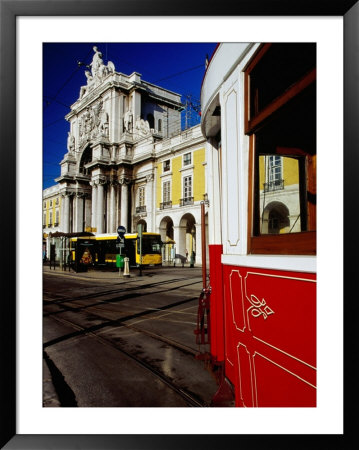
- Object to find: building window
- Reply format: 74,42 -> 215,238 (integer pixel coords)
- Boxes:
55,210 -> 59,226
138,186 -> 145,206
147,113 -> 154,129
49,211 -> 53,226
43,213 -> 46,227
163,160 -> 170,172
183,152 -> 191,166
158,119 -> 162,132
55,197 -> 59,206
181,176 -> 193,206
163,181 -> 171,203
49,200 -> 53,207
161,181 -> 172,209
268,156 -> 282,186
183,175 -> 192,198
245,43 -> 316,255
136,185 -> 147,214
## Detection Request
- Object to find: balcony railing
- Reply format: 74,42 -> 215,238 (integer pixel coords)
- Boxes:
135,205 -> 147,214
160,201 -> 172,210
263,179 -> 284,192
180,197 -> 194,206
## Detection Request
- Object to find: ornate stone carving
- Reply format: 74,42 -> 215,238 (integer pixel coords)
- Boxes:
79,100 -> 109,144
98,176 -> 107,186
79,71 -> 95,99
90,46 -> 115,84
119,176 -> 131,185
67,132 -> 75,153
134,116 -> 151,137
98,109 -> 109,138
79,46 -> 115,100
90,177 -> 107,187
124,109 -> 133,133
61,191 -> 74,198
146,173 -> 154,182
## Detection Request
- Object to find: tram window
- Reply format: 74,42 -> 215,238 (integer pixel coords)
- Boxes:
247,43 -> 316,121
246,44 -> 316,255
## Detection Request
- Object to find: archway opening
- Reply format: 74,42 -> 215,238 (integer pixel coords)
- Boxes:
79,146 -> 92,175
262,201 -> 290,234
136,219 -> 147,233
159,216 -> 174,263
179,213 -> 196,264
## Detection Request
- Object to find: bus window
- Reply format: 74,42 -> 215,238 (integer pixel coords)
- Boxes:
138,235 -> 162,254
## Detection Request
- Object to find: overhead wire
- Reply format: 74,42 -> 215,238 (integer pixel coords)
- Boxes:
43,46 -> 93,110
43,45 -> 204,130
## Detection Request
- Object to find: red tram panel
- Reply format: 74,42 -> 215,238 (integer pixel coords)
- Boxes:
209,246 -> 316,407
208,244 -> 224,363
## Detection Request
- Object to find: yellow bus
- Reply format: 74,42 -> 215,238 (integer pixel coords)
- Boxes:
69,232 -> 162,271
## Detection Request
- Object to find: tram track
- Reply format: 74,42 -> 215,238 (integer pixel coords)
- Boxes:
43,293 -> 199,350
45,296 -> 199,356
43,275 -> 202,307
44,312 -> 207,407
43,279 -> 203,324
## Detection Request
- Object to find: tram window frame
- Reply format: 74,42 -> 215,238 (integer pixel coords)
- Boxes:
245,43 -> 316,255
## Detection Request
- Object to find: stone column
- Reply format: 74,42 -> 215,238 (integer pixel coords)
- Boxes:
119,178 -> 129,230
108,180 -> 117,233
173,225 -> 186,259
91,182 -> 97,230
116,184 -> 121,230
75,192 -> 84,232
96,182 -> 105,234
62,192 -> 71,233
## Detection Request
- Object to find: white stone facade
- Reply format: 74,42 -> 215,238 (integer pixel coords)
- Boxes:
44,46 -> 209,265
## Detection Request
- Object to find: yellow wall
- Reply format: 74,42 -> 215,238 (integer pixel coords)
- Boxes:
171,156 -> 181,205
44,196 -> 61,226
283,157 -> 299,186
259,155 -> 299,189
193,148 -> 205,201
157,147 -> 206,208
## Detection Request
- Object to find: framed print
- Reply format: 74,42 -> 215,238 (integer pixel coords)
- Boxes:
1,0 -> 357,448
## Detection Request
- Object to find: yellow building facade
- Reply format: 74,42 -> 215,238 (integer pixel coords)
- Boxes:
155,125 -> 208,265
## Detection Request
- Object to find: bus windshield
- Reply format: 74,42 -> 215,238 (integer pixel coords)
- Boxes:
139,235 -> 162,254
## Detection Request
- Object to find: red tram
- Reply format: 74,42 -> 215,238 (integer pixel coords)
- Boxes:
198,43 -> 317,407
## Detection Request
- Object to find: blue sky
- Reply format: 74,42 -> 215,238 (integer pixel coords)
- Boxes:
43,42 -> 218,190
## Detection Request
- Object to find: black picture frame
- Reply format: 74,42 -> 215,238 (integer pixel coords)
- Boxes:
1,0 -> 357,448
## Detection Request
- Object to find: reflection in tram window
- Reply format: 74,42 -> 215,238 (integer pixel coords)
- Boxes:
259,155 -> 301,234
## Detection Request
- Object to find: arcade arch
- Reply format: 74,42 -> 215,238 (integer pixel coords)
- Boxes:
159,216 -> 174,262
79,146 -> 92,175
261,201 -> 290,234
135,219 -> 147,233
178,213 -> 196,263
